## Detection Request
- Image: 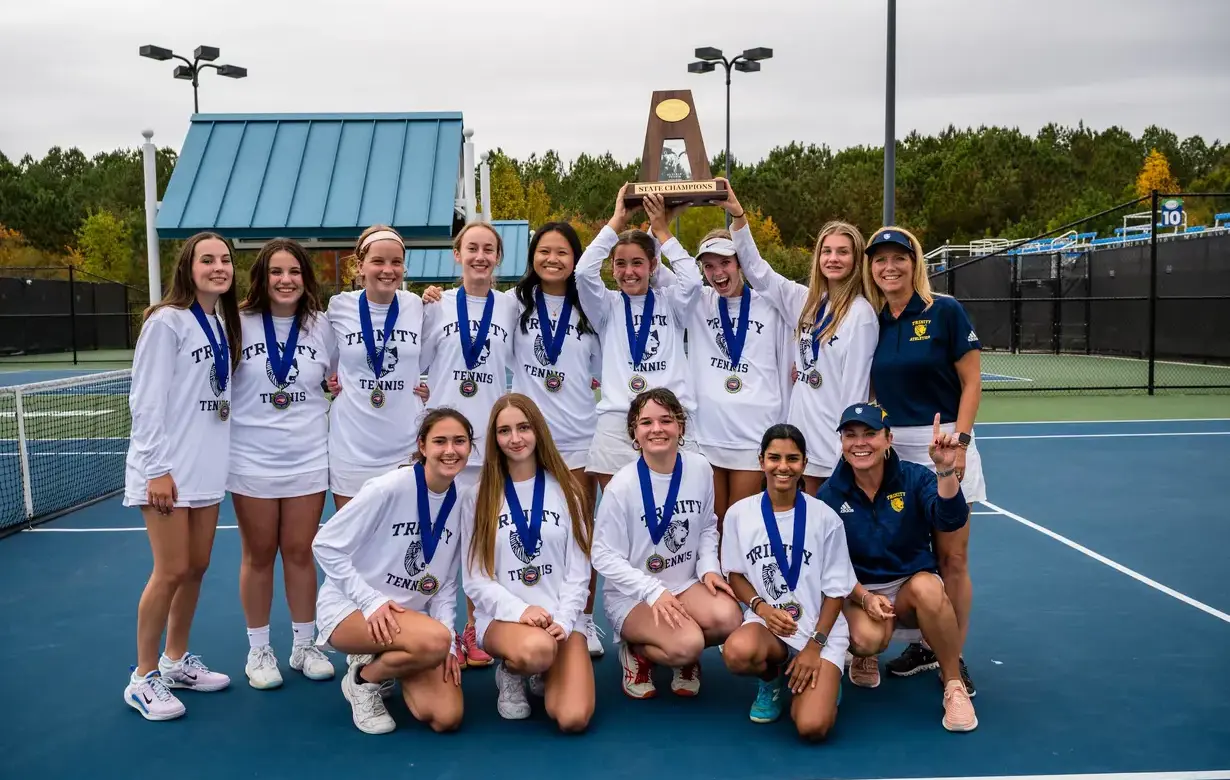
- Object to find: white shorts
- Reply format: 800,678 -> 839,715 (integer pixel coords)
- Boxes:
866,572 -> 942,642
227,468 -> 329,500
602,579 -> 701,640
586,413 -> 701,477
742,608 -> 851,675
698,444 -> 760,472
560,449 -> 590,472
890,422 -> 987,504
121,494 -> 222,510
329,458 -> 408,499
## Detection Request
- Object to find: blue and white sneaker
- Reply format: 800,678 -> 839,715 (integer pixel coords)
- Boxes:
749,674 -> 784,723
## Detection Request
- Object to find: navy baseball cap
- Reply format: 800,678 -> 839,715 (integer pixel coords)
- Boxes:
836,403 -> 890,432
866,230 -> 913,255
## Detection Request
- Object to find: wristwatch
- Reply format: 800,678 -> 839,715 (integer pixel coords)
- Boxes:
810,630 -> 828,648
957,432 -> 972,448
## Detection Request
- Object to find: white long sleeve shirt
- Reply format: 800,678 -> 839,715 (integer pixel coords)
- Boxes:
326,290 -> 425,469
459,473 -> 591,637
312,466 -> 460,644
228,310 -> 335,478
574,226 -> 702,419
592,450 -> 721,606
421,287 -> 519,462
732,225 -> 879,476
124,305 -> 232,503
721,491 -> 858,653
508,290 -> 601,453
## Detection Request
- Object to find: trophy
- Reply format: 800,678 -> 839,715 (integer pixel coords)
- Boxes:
623,90 -> 727,208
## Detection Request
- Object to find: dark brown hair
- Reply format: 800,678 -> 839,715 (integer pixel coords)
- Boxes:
144,231 -> 241,370
412,408 -> 475,463
240,238 -> 324,330
613,229 -> 656,264
625,387 -> 687,443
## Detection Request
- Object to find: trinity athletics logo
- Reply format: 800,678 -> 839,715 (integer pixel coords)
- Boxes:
910,320 -> 931,342
887,491 -> 905,513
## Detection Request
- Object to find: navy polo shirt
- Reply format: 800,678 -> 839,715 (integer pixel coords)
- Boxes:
871,293 -> 980,427
817,450 -> 968,585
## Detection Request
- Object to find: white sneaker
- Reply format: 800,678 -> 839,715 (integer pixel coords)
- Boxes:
290,643 -> 335,681
124,669 -> 186,721
341,660 -> 396,735
347,653 -> 393,698
528,673 -> 545,697
245,645 -> 283,690
159,652 -> 231,692
583,614 -> 605,658
495,662 -> 531,719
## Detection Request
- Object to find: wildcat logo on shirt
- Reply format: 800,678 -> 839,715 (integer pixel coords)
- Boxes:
888,492 -> 905,512
760,562 -> 791,600
384,521 -> 454,593
706,315 -> 767,373
911,320 -> 930,341
641,512 -> 696,574
797,336 -> 817,371
499,510 -> 561,585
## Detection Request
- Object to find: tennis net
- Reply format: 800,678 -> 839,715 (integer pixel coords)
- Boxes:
0,370 -> 132,531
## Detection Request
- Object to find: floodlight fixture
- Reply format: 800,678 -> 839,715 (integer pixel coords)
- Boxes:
694,47 -> 723,61
194,45 -> 220,62
139,45 -> 173,61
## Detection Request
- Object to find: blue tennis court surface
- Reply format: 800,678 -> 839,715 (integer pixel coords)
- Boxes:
1,418 -> 1228,780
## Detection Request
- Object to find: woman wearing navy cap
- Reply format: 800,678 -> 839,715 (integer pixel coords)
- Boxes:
861,226 -> 984,696
816,403 -> 977,732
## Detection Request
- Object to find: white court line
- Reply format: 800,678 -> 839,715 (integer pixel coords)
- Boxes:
866,773 -> 1230,780
25,525 -> 241,532
976,417 -> 1230,426
978,431 -> 1230,441
983,500 -> 1230,625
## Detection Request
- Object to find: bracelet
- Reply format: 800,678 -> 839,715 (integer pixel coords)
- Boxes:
860,592 -> 870,611
749,596 -> 764,614
731,210 -> 745,219
936,467 -> 956,478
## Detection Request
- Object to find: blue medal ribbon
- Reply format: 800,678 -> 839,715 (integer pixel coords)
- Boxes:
637,453 -> 683,546
622,290 -> 656,371
189,301 -> 229,392
358,291 -> 399,379
503,468 -> 547,559
718,285 -> 752,368
534,288 -> 573,366
761,491 -> 807,593
810,297 -> 835,362
414,461 -> 457,565
457,289 -> 495,369
261,310 -> 302,387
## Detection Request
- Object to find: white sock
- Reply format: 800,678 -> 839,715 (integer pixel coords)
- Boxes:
291,621 -> 315,647
247,625 -> 271,650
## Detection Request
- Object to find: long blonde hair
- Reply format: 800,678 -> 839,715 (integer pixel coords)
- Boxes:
796,221 -> 866,345
861,225 -> 934,313
468,394 -> 591,578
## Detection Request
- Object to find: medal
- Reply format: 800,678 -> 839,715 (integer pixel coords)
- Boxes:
519,566 -> 542,586
504,467 -> 546,565
535,288 -> 572,366
262,309 -> 301,407
761,491 -> 807,606
645,553 -> 667,573
418,574 -> 440,596
780,601 -> 803,621
544,373 -> 563,393
637,453 -> 684,549
359,291 -> 399,408
628,374 -> 647,393
414,461 -> 457,566
459,379 -> 478,398
807,370 -> 823,389
718,284 -> 751,367
457,289 -> 495,369
622,289 -> 656,375
725,375 -> 743,394
190,301 -> 230,415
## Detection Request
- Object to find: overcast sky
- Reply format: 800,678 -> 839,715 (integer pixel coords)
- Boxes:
3,0 -> 1228,166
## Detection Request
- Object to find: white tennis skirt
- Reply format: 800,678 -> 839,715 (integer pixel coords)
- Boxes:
888,422 -> 987,504
227,468 -> 329,500
328,458 -> 408,499
586,413 -> 701,477
698,443 -> 761,472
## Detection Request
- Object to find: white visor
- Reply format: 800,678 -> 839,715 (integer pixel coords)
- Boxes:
697,237 -> 737,257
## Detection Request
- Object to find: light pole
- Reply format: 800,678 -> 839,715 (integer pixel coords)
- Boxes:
883,0 -> 897,226
139,44 -> 247,114
688,46 -> 773,227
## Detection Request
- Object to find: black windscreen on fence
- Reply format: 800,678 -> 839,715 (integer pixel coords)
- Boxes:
0,275 -> 134,357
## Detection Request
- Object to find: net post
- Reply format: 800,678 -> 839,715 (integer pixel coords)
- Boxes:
1147,189 -> 1158,396
13,389 -> 35,525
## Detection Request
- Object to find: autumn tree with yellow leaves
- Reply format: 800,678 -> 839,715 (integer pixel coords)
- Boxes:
1136,148 -> 1180,199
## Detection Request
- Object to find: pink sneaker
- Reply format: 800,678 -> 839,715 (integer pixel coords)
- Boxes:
461,623 -> 492,668
124,669 -> 186,721
158,652 -> 231,692
942,678 -> 978,732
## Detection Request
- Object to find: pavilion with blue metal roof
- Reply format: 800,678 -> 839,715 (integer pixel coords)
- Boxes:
151,111 -> 529,284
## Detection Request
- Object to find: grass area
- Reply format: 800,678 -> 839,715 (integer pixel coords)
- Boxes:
979,393 -> 1230,422
982,352 -> 1230,391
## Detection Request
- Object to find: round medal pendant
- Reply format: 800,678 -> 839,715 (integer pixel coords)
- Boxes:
544,373 -> 563,393
271,390 -> 291,410
724,374 -> 743,394
370,388 -> 386,408
418,573 -> 440,596
807,370 -> 823,389
645,553 -> 666,574
519,566 -> 542,586
217,400 -> 231,421
628,374 -> 647,393
459,379 -> 478,398
781,601 -> 803,621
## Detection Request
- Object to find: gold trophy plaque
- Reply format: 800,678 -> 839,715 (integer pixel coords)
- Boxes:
623,90 -> 727,208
